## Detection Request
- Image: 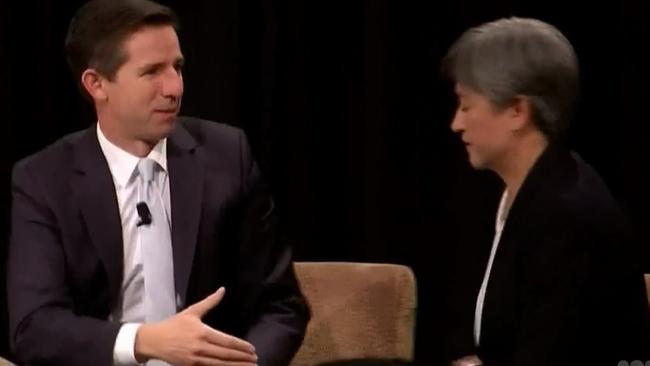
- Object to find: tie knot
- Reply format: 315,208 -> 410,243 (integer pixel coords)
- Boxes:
137,158 -> 158,182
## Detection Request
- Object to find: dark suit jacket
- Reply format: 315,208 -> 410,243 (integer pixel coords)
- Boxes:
7,117 -> 310,366
447,143 -> 650,366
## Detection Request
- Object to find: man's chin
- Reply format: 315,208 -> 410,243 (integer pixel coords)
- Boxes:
145,122 -> 177,143
158,113 -> 178,127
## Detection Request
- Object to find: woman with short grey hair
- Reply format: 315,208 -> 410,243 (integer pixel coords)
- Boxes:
444,17 -> 649,366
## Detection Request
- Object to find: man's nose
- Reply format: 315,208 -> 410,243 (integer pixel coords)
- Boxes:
161,67 -> 183,100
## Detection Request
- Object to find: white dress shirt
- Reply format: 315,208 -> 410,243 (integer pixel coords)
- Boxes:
474,190 -> 508,347
96,124 -> 172,365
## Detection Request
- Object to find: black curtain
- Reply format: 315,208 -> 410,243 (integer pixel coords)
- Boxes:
1,0 -> 649,363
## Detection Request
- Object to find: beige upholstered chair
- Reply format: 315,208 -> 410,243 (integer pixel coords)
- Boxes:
0,357 -> 16,366
291,262 -> 417,366
645,274 -> 650,306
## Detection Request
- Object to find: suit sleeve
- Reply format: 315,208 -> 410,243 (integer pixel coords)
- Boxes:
233,131 -> 310,366
7,162 -> 121,366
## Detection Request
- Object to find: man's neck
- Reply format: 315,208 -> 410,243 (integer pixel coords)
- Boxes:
98,120 -> 155,158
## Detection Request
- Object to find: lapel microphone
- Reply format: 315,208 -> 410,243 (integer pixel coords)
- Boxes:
136,202 -> 152,227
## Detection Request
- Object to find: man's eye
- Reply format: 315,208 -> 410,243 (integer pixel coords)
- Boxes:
142,67 -> 159,76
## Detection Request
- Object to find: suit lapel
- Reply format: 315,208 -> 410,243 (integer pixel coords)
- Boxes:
481,143 -> 570,341
72,125 -> 124,308
167,123 -> 202,306
496,143 -> 568,242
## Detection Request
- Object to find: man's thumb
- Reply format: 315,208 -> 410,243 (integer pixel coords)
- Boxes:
184,287 -> 225,317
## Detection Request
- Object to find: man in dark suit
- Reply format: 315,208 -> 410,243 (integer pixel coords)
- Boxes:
7,1 -> 309,365
442,17 -> 650,366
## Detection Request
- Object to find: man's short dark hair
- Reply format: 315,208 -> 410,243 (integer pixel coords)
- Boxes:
65,0 -> 179,96
443,17 -> 579,139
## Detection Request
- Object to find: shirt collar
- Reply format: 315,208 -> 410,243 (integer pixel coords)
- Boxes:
96,123 -> 167,188
495,190 -> 509,232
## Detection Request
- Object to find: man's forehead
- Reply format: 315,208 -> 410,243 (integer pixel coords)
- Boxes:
120,26 -> 182,63
122,25 -> 179,50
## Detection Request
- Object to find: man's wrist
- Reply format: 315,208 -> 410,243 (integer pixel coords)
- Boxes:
134,323 -> 155,363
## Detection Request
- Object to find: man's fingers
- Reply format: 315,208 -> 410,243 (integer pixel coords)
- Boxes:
204,328 -> 256,355
184,287 -> 225,317
198,344 -> 258,363
192,358 -> 256,366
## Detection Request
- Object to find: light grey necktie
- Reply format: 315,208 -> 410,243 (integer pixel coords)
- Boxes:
138,158 -> 176,366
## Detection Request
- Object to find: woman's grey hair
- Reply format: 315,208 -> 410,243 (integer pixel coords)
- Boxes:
442,17 -> 579,138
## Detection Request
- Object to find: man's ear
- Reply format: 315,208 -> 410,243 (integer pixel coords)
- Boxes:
81,69 -> 108,101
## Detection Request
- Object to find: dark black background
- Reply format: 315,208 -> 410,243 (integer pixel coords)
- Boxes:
1,0 -> 649,363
